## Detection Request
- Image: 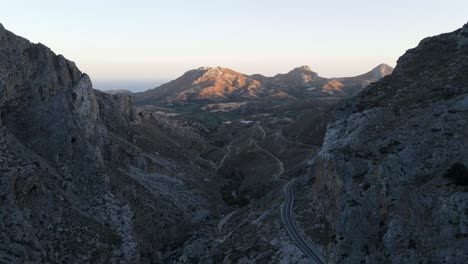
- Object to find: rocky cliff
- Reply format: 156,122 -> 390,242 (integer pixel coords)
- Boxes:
304,23 -> 468,263
0,23 -> 223,263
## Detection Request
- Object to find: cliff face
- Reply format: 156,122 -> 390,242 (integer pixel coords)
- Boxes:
307,24 -> 468,263
0,23 -> 222,263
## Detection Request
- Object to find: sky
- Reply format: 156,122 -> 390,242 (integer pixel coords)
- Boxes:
0,0 -> 467,91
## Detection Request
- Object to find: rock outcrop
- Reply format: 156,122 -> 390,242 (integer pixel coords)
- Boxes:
0,23 -> 222,263
306,23 -> 468,263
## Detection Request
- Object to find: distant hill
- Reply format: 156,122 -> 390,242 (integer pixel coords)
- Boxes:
133,64 -> 394,106
335,63 -> 394,94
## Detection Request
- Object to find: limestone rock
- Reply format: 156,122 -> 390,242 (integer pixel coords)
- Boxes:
0,23 -> 222,263
305,23 -> 468,263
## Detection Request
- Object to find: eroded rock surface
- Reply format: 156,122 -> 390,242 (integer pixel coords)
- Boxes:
304,23 -> 468,263
0,23 -> 223,263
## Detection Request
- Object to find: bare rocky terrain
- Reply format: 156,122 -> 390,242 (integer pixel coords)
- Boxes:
0,23 -> 223,263
295,23 -> 468,263
0,20 -> 467,264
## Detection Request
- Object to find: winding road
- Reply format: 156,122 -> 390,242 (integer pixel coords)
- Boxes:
281,179 -> 326,264
259,122 -> 324,263
216,122 -> 324,263
257,123 -> 324,263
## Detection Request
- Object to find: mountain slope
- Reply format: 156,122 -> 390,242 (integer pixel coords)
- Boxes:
298,23 -> 468,263
333,63 -> 394,95
337,63 -> 393,83
0,23 -> 223,263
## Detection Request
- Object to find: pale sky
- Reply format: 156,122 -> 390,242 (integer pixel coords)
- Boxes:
1,0 -> 467,91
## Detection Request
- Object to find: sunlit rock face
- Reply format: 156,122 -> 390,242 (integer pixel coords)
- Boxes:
133,64 -> 393,106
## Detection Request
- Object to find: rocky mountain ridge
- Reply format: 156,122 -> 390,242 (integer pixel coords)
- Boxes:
134,64 -> 393,106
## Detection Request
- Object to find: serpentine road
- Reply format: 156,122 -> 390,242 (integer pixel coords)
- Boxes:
217,122 -> 325,263
281,179 -> 326,264
256,122 -> 325,263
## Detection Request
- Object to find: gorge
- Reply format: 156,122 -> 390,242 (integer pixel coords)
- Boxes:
0,21 -> 467,264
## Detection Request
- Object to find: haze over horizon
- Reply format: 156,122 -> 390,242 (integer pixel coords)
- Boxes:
1,0 -> 467,91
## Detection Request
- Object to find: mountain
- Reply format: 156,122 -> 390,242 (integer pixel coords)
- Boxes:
339,63 -> 393,82
335,63 -> 394,94
268,65 -> 322,89
134,67 -> 263,104
0,21 -> 393,263
172,23 -> 467,264
132,64 -> 393,134
0,23 -> 224,263
134,64 -> 393,106
293,23 -> 468,263
1,19 -> 466,264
